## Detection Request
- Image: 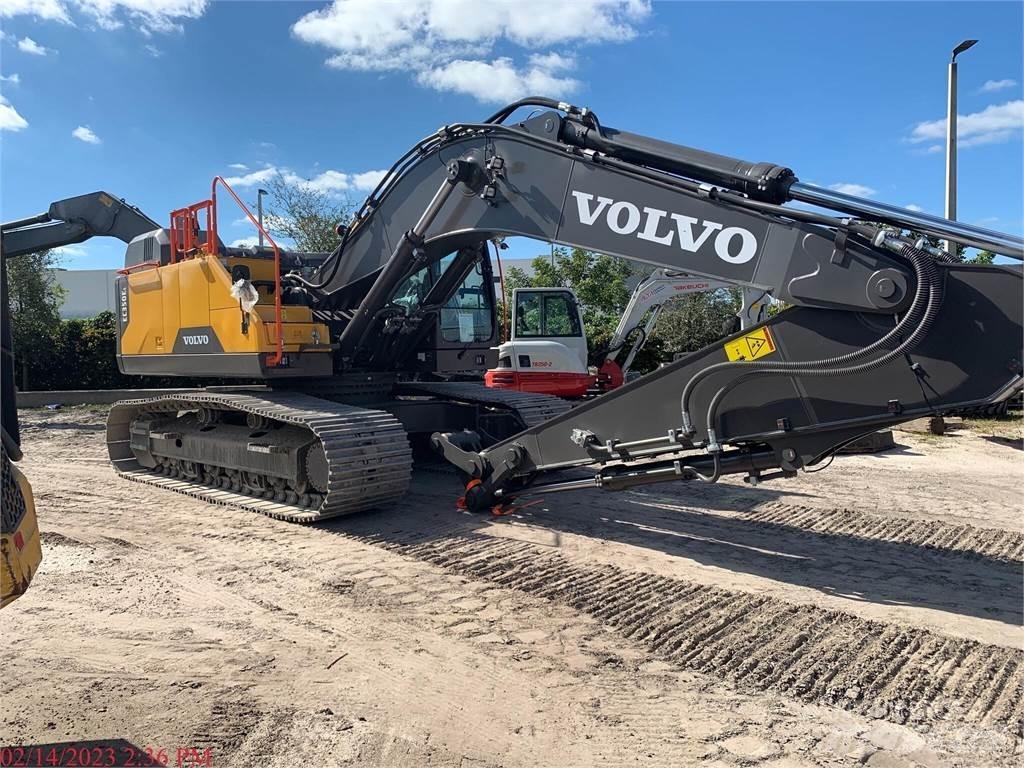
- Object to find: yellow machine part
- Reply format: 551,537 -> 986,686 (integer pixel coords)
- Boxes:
118,253 -> 331,377
1,449 -> 41,608
120,253 -> 328,354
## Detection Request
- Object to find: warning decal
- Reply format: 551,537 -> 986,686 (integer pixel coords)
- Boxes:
723,327 -> 776,362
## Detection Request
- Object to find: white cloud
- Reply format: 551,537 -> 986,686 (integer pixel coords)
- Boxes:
224,166 -> 346,193
225,165 -> 393,196
17,37 -> 50,55
0,94 -> 28,131
829,183 -> 876,198
76,0 -> 208,34
418,56 -> 579,103
230,237 -> 260,248
144,44 -> 162,57
228,163 -> 249,171
0,0 -> 71,24
292,0 -> 651,102
224,167 -> 279,188
980,79 -> 1017,93
0,0 -> 206,35
909,99 -> 1024,150
300,169 -> 352,194
905,204 -> 924,212
0,73 -> 20,84
351,169 -> 388,191
72,125 -> 100,143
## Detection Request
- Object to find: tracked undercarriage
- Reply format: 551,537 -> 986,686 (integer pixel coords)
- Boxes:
106,385 -> 569,522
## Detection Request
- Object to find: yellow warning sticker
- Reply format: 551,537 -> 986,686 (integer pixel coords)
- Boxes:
724,327 -> 776,362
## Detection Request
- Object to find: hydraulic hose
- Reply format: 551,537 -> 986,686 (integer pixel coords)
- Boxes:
484,97 -> 566,124
483,97 -> 601,129
689,244 -> 943,452
283,133 -> 444,292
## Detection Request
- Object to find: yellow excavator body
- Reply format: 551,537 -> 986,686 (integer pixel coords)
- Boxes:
117,252 -> 332,378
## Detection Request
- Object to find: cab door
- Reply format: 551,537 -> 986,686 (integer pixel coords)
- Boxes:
509,288 -> 588,372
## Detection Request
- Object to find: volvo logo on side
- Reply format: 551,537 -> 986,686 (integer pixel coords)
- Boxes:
571,190 -> 758,265
182,334 -> 211,346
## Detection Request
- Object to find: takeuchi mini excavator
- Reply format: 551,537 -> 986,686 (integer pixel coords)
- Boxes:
2,97 -> 1021,548
485,270 -> 769,397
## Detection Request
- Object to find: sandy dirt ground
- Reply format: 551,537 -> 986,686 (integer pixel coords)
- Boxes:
2,406 -> 1022,767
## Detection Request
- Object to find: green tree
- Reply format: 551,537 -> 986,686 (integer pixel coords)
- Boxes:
969,249 -> 996,265
259,173 -> 355,252
54,311 -> 124,389
7,251 -> 64,390
652,288 -> 744,360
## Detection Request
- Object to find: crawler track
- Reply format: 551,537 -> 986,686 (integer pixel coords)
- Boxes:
396,380 -> 571,428
106,391 -> 412,522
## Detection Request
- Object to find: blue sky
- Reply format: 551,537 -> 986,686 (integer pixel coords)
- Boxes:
1,0 -> 1021,270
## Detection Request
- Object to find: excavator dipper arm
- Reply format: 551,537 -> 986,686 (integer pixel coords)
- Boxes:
292,99 -> 1021,508
1,192 -> 159,259
2,192 -> 160,452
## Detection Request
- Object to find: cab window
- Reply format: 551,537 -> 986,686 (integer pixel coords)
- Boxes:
515,291 -> 581,337
390,253 -> 494,343
515,293 -> 543,336
544,294 -> 579,336
439,259 -> 493,343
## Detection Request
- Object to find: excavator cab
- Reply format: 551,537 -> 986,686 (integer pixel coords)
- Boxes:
487,287 -> 592,397
404,251 -> 499,377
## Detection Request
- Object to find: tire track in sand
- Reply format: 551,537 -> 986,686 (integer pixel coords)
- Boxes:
346,530 -> 1023,733
737,502 -> 1024,562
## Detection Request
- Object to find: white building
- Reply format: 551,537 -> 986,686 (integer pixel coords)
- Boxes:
50,269 -> 121,319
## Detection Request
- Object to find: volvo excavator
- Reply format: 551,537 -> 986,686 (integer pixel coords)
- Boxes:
2,98 -> 1022,569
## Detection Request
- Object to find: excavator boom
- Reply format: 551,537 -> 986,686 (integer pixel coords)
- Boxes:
377,99 -> 1022,509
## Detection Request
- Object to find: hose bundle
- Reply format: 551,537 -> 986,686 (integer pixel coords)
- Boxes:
681,243 -> 944,452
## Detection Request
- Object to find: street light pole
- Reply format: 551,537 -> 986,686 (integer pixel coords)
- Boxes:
257,188 -> 268,248
943,39 -> 977,255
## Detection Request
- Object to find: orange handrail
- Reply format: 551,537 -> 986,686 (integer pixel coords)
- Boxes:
210,176 -> 284,368
169,200 -> 214,264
